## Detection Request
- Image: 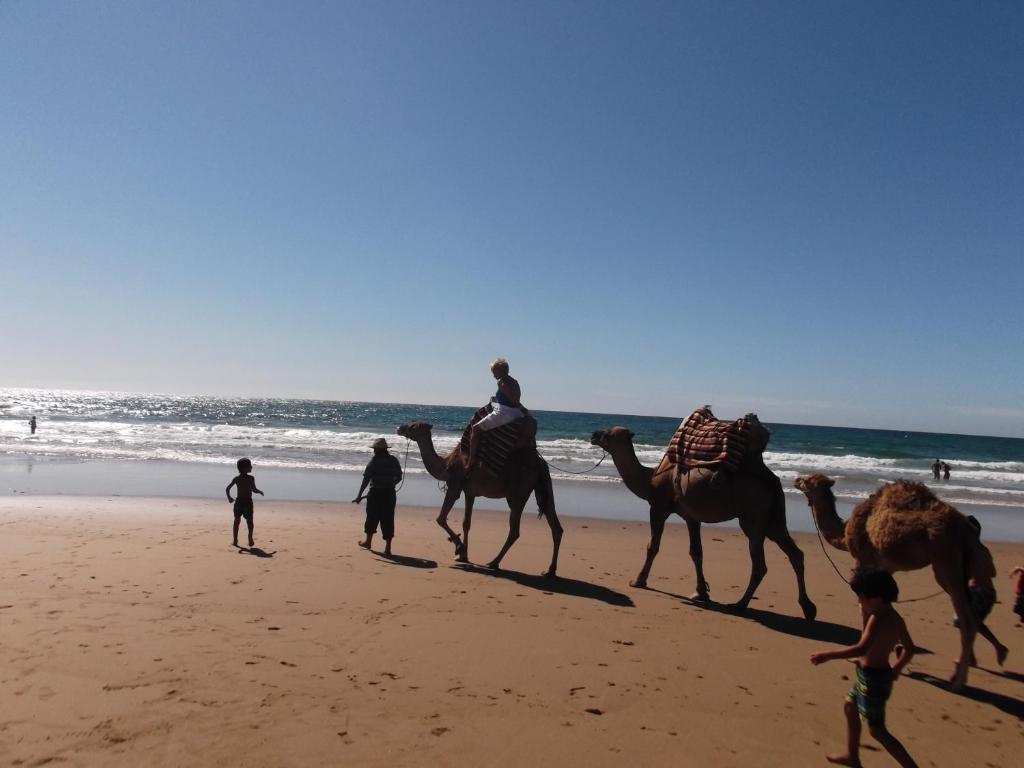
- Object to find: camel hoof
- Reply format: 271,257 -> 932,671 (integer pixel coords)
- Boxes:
629,579 -> 648,589
485,560 -> 501,571
541,569 -> 558,579
802,601 -> 818,621
690,591 -> 711,603
455,553 -> 469,564
726,601 -> 749,614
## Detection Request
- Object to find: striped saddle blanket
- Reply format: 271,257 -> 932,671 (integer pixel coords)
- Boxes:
665,406 -> 767,471
460,404 -> 526,476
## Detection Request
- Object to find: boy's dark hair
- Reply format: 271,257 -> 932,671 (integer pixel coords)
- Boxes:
237,457 -> 252,473
850,568 -> 899,603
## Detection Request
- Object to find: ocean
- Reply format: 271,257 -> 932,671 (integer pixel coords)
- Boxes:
2,388 -> 1023,539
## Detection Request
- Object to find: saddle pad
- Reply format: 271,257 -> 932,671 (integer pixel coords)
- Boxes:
665,406 -> 749,471
460,404 -> 524,476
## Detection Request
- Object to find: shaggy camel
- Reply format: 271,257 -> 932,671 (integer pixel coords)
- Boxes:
396,421 -> 563,577
794,474 -> 984,691
590,427 -> 816,619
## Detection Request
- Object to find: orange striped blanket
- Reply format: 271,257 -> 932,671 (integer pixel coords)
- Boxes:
460,404 -> 526,476
665,406 -> 767,471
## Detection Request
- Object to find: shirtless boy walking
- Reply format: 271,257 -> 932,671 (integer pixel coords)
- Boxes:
226,458 -> 263,548
810,569 -> 918,768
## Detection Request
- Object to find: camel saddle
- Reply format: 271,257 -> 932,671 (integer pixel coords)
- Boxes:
459,404 -> 536,477
665,406 -> 769,472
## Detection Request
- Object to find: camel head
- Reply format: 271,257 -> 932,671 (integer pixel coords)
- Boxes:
590,427 -> 635,452
794,474 -> 835,506
397,421 -> 433,442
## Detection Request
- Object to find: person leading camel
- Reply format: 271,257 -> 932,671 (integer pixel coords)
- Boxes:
810,569 -> 918,768
464,357 -> 525,470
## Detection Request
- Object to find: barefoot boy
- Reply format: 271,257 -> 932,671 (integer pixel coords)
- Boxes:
226,458 -> 263,547
810,569 -> 918,768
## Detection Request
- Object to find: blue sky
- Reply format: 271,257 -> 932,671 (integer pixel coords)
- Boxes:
1,1 -> 1022,436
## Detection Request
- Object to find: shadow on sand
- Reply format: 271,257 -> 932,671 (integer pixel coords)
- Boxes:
454,563 -> 634,608
236,546 -> 275,558
374,552 -> 438,569
906,670 -> 1024,717
647,587 -> 862,645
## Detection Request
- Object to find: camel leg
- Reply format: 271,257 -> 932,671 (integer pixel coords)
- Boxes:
458,494 -> 474,564
631,504 -> 669,589
932,557 -> 975,691
767,526 -> 817,621
435,483 -> 466,559
685,516 -> 710,602
487,503 -> 525,571
730,525 -> 768,613
539,505 -> 563,579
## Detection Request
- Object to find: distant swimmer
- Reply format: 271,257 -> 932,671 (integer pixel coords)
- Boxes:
29,416 -> 37,435
931,458 -> 941,481
942,462 -> 951,481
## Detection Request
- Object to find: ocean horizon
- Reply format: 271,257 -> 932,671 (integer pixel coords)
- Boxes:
2,387 -> 1023,540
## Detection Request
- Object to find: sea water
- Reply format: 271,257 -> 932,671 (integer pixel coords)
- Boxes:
2,388 -> 1022,539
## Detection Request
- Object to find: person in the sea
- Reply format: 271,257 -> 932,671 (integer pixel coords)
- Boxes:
463,357 -> 525,470
353,438 -> 403,556
810,569 -> 918,768
941,461 -> 950,481
1011,565 -> 1024,624
28,416 -> 36,435
930,459 -> 941,480
226,458 -> 263,548
952,517 -> 1008,666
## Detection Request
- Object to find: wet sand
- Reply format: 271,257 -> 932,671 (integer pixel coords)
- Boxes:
1,496 -> 1021,766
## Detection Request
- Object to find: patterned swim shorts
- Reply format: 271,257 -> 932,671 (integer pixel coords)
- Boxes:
847,663 -> 892,727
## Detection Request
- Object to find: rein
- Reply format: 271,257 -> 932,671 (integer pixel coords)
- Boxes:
809,495 -> 946,604
547,451 -> 609,475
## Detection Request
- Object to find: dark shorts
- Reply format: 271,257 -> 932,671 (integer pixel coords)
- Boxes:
233,498 -> 254,521
1014,592 -> 1024,620
847,663 -> 892,727
364,489 -> 396,539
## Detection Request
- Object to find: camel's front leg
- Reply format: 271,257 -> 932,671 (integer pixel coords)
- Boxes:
730,533 -> 768,613
487,504 -> 524,570
632,504 -> 668,588
459,494 -> 475,564
685,516 -> 710,602
436,483 -> 465,559
933,559 -> 975,691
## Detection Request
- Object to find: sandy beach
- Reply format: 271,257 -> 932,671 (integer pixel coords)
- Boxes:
1,495 -> 1021,767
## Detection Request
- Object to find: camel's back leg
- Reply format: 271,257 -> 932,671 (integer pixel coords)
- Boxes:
766,520 -> 817,620
632,503 -> 670,589
534,459 -> 562,578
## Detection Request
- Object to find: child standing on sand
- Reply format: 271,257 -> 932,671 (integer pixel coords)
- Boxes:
810,569 -> 918,768
1012,566 -> 1024,623
226,458 -> 263,548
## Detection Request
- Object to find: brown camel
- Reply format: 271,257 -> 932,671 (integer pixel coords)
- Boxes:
395,421 -> 563,577
794,474 -> 984,691
590,427 -> 816,619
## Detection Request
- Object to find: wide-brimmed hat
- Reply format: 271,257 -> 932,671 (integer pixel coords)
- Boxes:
372,438 -> 388,450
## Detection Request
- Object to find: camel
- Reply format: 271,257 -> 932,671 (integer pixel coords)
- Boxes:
590,427 -> 816,620
395,420 -> 563,577
794,474 -> 984,691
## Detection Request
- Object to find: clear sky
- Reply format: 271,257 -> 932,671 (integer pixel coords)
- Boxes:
1,1 -> 1022,436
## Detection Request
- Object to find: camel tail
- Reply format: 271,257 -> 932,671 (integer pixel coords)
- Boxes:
535,458 -> 555,519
